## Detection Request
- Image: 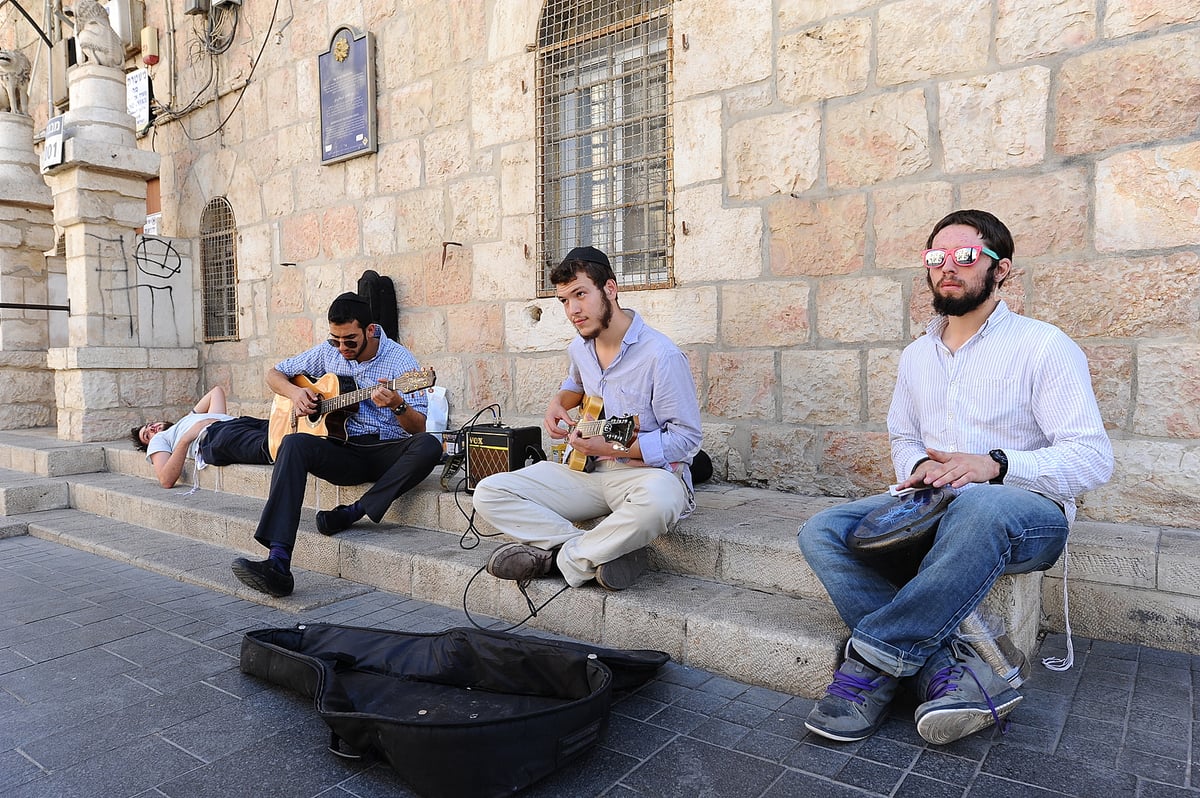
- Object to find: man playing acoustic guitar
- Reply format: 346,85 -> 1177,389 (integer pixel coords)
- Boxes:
472,247 -> 703,591
231,292 -> 443,598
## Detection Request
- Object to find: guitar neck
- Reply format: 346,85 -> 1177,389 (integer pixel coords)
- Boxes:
316,376 -> 418,415
574,419 -> 608,438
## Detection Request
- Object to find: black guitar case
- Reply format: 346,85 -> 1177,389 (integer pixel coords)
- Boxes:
357,269 -> 399,340
239,624 -> 668,797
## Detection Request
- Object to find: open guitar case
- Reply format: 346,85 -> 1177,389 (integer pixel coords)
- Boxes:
239,624 -> 669,797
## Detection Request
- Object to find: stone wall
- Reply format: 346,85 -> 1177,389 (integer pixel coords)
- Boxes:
2,1 -> 1197,523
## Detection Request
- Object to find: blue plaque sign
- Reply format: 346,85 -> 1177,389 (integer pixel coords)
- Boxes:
319,26 -> 377,165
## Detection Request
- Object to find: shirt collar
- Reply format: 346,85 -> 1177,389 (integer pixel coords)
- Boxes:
924,300 -> 1011,338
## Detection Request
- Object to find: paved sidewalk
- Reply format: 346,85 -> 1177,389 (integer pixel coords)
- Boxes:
1,535 -> 1197,798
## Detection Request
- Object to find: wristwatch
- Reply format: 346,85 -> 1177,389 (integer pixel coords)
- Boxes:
392,399 -> 408,417
988,449 -> 1008,484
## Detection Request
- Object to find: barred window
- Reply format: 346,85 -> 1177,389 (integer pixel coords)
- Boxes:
199,197 -> 239,342
537,0 -> 673,294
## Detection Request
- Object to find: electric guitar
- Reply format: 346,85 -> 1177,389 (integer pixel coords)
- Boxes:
564,395 -> 639,472
267,368 -> 436,460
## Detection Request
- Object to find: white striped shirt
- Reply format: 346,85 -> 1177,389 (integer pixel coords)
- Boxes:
888,301 -> 1113,524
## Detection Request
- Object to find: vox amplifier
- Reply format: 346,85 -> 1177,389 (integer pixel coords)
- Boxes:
463,424 -> 544,492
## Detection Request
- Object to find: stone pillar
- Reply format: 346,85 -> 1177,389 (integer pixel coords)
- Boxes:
42,63 -> 197,441
0,111 -> 56,429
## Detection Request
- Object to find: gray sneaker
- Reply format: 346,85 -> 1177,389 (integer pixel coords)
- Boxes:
805,651 -> 899,742
915,639 -> 1024,745
486,542 -> 555,583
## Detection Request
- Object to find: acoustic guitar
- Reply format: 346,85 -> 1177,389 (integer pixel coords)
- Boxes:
267,368 -> 436,460
564,395 -> 639,472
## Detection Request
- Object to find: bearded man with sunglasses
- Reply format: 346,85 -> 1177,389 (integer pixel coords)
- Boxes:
230,292 -> 442,598
798,210 -> 1112,746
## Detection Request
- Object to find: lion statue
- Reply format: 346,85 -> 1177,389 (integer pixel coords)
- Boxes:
59,0 -> 125,68
0,49 -> 32,116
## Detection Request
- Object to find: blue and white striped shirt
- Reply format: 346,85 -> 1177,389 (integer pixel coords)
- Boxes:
888,301 -> 1113,524
275,327 -> 428,441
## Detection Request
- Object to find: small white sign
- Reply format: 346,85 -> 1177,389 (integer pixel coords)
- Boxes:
126,68 -> 151,134
144,212 -> 162,235
40,116 -> 64,173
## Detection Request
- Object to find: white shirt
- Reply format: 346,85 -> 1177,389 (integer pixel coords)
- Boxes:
146,412 -> 232,462
888,301 -> 1113,524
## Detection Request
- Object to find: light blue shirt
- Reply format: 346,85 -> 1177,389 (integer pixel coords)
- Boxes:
560,309 -> 703,486
275,327 -> 429,441
888,301 -> 1113,524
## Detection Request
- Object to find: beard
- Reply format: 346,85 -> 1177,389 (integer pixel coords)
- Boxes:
580,292 -> 615,340
929,264 -> 998,317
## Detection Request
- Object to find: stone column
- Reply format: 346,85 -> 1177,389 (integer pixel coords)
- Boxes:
0,111 -> 56,429
43,63 -> 197,441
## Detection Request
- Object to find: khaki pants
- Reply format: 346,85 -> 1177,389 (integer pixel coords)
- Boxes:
471,459 -> 692,587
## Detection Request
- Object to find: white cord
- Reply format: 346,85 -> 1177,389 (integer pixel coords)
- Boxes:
1041,543 -> 1075,671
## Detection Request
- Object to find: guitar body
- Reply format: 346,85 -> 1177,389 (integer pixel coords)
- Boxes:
266,368 -> 436,461
267,374 -> 355,460
564,395 -> 638,472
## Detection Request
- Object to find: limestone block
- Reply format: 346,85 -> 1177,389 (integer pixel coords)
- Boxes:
960,169 -> 1089,258
630,285 -> 718,345
1132,344 -> 1200,438
939,67 -> 1050,173
777,17 -> 870,104
871,183 -> 954,272
396,189 -> 446,251
826,90 -> 931,187
448,176 -> 500,241
499,141 -> 535,217
236,224 -> 272,283
1095,142 -> 1200,251
722,282 -> 809,348
866,348 -> 900,423
748,424 -> 820,490
707,351 -> 777,421
997,0 -> 1096,63
262,172 -> 294,220
1046,521 -> 1158,588
427,246 -> 474,307
426,125 -> 471,185
0,480 -> 68,514
598,576 -> 698,661
816,276 -> 903,343
471,222 -> 536,301
1055,32 -> 1200,155
1103,0 -> 1200,37
447,303 -> 502,353
727,108 -> 821,201
512,354 -> 569,416
781,350 -> 859,425
470,57 -> 533,150
1041,578 -> 1200,654
339,539 -> 416,595
769,193 -> 867,277
488,0 -> 540,60
1082,440 -> 1200,528
461,356 -> 514,411
1032,252 -> 1200,340
674,0 -> 772,98
779,0 -> 875,29
321,205 -> 360,259
1079,343 -> 1133,431
673,95 -> 722,188
816,430 -> 891,497
361,196 -> 398,257
877,0 -> 990,86
674,184 -> 763,282
1159,528 -> 1200,597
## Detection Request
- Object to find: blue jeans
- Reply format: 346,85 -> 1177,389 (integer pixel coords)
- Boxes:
798,486 -> 1067,678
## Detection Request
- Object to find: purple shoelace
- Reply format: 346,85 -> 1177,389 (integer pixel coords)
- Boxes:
827,666 -> 886,705
926,663 -> 1009,733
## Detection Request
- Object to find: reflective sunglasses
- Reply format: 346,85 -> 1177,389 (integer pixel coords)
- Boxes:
922,245 -> 1000,269
327,334 -> 363,349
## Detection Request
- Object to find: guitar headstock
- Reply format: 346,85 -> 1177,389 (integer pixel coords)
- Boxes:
394,367 -> 437,394
603,415 -> 638,446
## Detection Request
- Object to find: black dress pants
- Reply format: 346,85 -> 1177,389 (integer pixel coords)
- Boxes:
253,431 -> 443,551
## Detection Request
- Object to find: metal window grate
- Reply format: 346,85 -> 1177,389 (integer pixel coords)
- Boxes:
537,0 -> 673,294
199,197 -> 239,342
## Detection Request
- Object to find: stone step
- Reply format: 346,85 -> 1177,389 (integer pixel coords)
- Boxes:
13,504 -> 850,697
0,428 -> 107,477
0,467 -> 70,515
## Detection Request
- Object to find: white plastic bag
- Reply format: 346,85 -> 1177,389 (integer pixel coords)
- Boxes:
425,386 -> 449,441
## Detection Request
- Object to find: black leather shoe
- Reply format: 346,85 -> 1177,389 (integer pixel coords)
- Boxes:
316,505 -> 357,536
232,557 -> 294,597
486,543 -> 555,582
595,547 -> 650,591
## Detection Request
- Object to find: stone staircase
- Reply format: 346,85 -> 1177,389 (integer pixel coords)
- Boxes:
1,427 -> 1197,697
